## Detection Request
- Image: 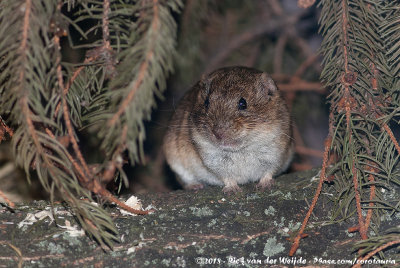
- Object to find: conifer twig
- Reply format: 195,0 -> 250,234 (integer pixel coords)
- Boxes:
289,136 -> 331,256
54,55 -> 98,117
18,0 -> 50,173
96,184 -> 152,215
54,32 -> 92,181
102,0 -> 111,51
54,0 -> 99,117
20,0 -> 31,64
52,11 -> 150,217
340,0 -> 368,241
351,161 -> 367,239
44,128 -> 87,182
365,172 -> 376,229
0,117 -> 14,140
352,240 -> 400,268
0,189 -> 14,208
108,0 -> 160,127
382,123 -> 400,156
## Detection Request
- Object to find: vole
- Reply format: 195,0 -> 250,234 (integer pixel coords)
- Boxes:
163,66 -> 294,194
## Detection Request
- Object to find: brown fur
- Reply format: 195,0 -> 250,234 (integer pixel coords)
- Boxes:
163,66 -> 294,193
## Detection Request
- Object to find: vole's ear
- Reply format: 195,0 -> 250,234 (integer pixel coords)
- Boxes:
257,73 -> 277,96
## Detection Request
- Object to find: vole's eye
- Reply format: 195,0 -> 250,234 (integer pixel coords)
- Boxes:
204,97 -> 210,109
238,97 -> 247,110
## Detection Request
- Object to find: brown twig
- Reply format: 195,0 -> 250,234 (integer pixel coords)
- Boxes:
60,93 -> 90,179
101,125 -> 128,184
382,123 -> 400,155
352,240 -> 400,268
289,136 -> 331,256
352,161 -> 368,239
45,128 -> 87,184
54,56 -> 97,117
64,57 -> 97,95
95,181 -> 151,215
54,33 -> 92,182
46,127 -> 150,217
340,0 -> 368,242
6,242 -> 23,268
365,172 -> 376,229
0,189 -> 14,208
102,0 -> 111,51
19,0 -> 31,65
0,117 -> 14,140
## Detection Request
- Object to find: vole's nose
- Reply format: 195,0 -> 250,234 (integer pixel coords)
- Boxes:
212,128 -> 225,141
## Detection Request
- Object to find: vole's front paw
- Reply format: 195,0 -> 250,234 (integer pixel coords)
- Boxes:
222,184 -> 242,195
256,174 -> 274,191
184,184 -> 204,191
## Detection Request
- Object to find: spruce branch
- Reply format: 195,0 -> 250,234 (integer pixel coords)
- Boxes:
291,0 -> 400,258
55,1 -> 152,217
1,0 -> 181,247
5,0 -> 119,248
97,0 -> 182,164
